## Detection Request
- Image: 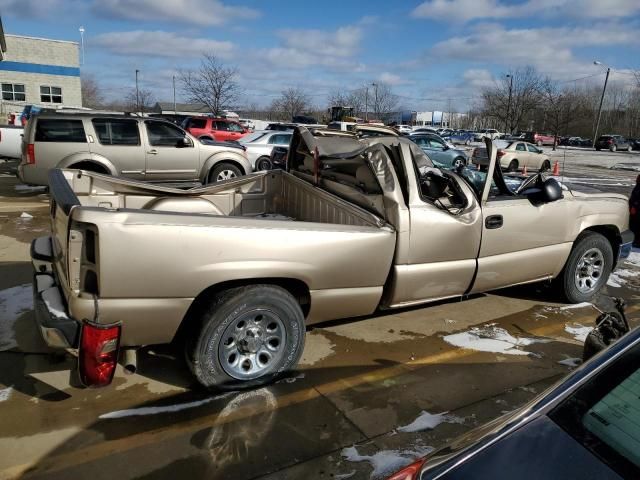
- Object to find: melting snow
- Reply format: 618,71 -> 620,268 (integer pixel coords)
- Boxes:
342,445 -> 433,479
443,324 -> 551,356
19,212 -> 33,219
0,386 -> 13,402
558,357 -> 582,367
397,411 -> 464,433
607,252 -> 640,288
99,392 -> 233,419
564,323 -> 593,342
559,302 -> 593,310
0,284 -> 32,351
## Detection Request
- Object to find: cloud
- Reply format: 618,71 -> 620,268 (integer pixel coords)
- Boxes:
411,0 -> 640,23
0,0 -> 82,18
93,31 -> 235,59
429,23 -> 639,78
462,69 -> 495,89
93,0 -> 259,26
378,72 -> 410,86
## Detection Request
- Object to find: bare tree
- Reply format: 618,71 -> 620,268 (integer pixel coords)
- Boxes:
124,88 -> 156,113
81,74 -> 104,109
481,66 -> 545,133
371,82 -> 399,119
271,87 -> 311,121
180,54 -> 240,116
540,79 -> 580,150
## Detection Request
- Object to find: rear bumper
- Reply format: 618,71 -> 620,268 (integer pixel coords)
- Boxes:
31,236 -> 80,349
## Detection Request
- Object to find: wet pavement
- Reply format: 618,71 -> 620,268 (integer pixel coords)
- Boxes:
1,157 -> 639,480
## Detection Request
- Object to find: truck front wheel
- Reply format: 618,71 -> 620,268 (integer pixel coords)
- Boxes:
558,232 -> 613,303
186,285 -> 305,390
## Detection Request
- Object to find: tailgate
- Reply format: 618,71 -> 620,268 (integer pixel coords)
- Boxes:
48,169 -> 81,291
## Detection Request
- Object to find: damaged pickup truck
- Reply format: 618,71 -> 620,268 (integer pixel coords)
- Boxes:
31,128 -> 632,389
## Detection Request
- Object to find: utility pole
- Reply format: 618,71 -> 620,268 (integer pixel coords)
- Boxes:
135,69 -> 140,115
365,86 -> 369,122
505,74 -> 513,134
173,75 -> 177,117
78,26 -> 85,66
593,65 -> 610,148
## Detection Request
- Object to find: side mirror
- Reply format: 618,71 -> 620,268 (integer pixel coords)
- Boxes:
442,144 -> 449,151
180,137 -> 191,147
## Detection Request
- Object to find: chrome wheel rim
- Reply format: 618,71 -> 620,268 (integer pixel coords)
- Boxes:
575,247 -> 604,293
216,170 -> 237,181
218,308 -> 286,380
453,158 -> 464,168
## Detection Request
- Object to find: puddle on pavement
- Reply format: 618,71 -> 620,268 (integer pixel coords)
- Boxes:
0,211 -> 49,245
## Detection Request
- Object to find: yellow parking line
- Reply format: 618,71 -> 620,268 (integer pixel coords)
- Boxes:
3,305 -> 638,478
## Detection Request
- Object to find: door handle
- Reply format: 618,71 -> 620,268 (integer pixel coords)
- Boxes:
485,215 -> 503,229
147,149 -> 158,155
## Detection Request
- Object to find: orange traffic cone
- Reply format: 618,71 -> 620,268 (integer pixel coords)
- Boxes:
522,164 -> 527,176
552,160 -> 560,176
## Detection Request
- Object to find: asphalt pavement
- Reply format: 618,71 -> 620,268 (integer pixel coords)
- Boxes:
0,155 -> 639,480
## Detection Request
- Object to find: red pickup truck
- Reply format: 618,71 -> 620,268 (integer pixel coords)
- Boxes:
182,117 -> 248,142
524,131 -> 556,146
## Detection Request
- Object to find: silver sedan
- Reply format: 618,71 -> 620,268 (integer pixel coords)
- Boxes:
239,130 -> 292,171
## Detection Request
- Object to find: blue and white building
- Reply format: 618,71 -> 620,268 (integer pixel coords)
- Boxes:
0,34 -> 81,116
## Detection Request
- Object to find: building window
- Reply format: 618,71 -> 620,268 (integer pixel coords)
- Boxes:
2,83 -> 26,101
40,86 -> 63,103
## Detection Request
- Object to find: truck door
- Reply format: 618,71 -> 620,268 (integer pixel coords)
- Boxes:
143,120 -> 199,182
90,118 -> 146,180
470,142 -> 570,293
386,142 -> 483,307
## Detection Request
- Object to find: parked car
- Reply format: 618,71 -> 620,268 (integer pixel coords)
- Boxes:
182,116 -> 249,142
386,325 -> 640,480
394,124 -> 414,134
409,133 -> 468,169
595,135 -> 633,152
412,127 -> 438,134
474,129 -> 502,141
238,130 -> 292,171
524,131 -> 556,146
266,122 -> 301,131
31,129 -> 630,389
473,140 -> 551,172
17,113 -> 252,186
630,138 -> 640,151
443,130 -> 475,145
238,119 -> 255,131
0,124 -> 23,159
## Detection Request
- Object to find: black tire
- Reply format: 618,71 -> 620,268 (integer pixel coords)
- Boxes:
541,160 -> 551,171
507,159 -> 518,172
557,232 -> 613,304
208,162 -> 243,183
186,285 -> 305,390
255,156 -> 272,171
595,147 -> 601,151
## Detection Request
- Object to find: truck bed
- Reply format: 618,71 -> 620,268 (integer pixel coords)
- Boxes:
46,169 -> 396,345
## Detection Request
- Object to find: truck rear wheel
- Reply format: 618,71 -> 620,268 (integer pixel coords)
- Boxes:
186,285 -> 305,390
557,232 -> 613,304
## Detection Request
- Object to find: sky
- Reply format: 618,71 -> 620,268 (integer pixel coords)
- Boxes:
0,0 -> 639,112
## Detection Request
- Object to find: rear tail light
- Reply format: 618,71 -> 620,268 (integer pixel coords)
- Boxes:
27,144 -> 35,164
497,149 -> 505,158
608,139 -> 613,144
79,320 -> 121,387
386,457 -> 428,480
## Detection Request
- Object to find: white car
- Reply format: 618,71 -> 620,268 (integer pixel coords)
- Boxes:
395,124 -> 413,134
238,130 -> 292,171
475,128 -> 503,140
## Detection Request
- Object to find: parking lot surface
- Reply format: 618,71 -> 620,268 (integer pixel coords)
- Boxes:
1,151 -> 639,480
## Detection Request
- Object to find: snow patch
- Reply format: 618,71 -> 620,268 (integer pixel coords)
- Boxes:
607,252 -> 640,288
342,445 -> 433,479
559,302 -> 593,310
397,410 -> 464,433
0,386 -> 13,402
100,392 -> 234,419
564,323 -> 593,342
0,284 -> 32,351
443,324 -> 551,356
19,212 -> 33,219
558,357 -> 582,367
41,288 -> 68,319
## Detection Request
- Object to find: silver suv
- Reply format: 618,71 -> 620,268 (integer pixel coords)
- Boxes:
18,113 -> 252,186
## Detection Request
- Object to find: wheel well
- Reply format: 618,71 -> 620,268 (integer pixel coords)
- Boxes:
68,161 -> 109,174
580,225 -> 621,264
172,278 -> 311,344
208,160 -> 247,179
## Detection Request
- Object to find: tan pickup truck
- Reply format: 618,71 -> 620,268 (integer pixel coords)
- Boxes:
31,128 -> 632,389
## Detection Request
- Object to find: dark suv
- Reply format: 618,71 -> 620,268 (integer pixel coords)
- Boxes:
595,135 -> 632,152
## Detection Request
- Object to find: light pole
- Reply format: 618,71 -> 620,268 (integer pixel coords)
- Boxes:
135,69 -> 140,115
592,61 -> 611,149
364,86 -> 369,122
78,26 -> 85,66
505,74 -> 513,134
